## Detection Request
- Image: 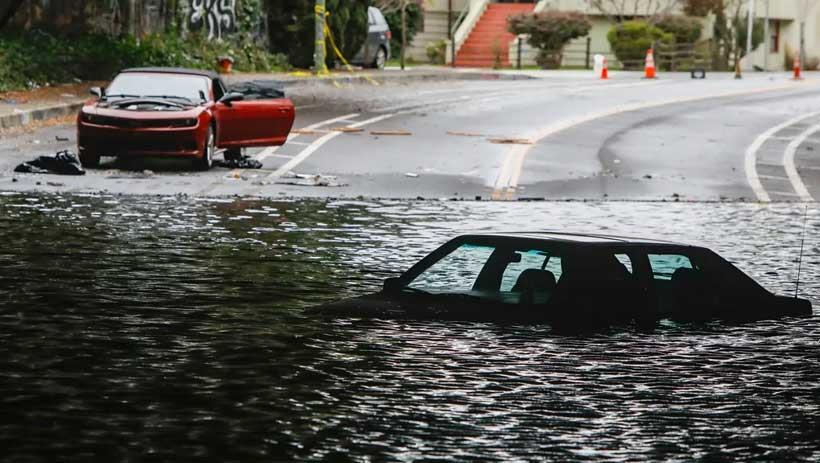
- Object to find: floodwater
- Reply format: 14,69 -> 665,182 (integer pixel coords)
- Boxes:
1,193 -> 819,462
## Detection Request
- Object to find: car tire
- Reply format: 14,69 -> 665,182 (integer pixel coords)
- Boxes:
373,47 -> 387,70
79,150 -> 100,168
194,126 -> 215,171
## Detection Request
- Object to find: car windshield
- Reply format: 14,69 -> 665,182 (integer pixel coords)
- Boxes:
106,73 -> 209,102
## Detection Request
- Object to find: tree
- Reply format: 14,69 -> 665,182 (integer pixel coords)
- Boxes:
376,0 -> 424,70
585,0 -> 683,23
0,0 -> 27,30
508,11 -> 592,69
710,0 -> 763,70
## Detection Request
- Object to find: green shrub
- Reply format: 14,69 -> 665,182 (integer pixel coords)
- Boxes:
266,0 -> 369,69
426,40 -> 447,65
0,30 -> 289,92
508,11 -> 591,69
607,21 -> 674,68
654,15 -> 703,44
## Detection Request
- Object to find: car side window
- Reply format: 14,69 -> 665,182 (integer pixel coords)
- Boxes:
648,254 -> 694,280
372,8 -> 387,26
615,254 -> 633,274
408,244 -> 495,293
500,250 -> 547,291
368,8 -> 376,25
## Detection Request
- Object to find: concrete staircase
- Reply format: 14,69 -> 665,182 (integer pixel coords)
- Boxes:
407,10 -> 450,62
455,3 -> 534,68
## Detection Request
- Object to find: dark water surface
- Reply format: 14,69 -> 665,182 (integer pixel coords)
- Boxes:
1,193 -> 819,462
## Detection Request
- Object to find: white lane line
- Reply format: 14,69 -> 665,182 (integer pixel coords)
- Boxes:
266,113 -> 394,180
783,123 -> 820,201
254,112 -> 359,161
744,111 -> 820,202
492,81 -> 820,199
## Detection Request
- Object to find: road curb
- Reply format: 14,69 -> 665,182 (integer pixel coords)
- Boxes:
228,70 -> 536,89
0,101 -> 83,131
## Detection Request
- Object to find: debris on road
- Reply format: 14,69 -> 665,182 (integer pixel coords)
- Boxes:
55,135 -> 70,142
14,150 -> 85,175
214,156 -> 263,169
487,138 -> 533,145
331,126 -> 364,133
447,131 -> 486,137
371,130 -> 412,136
292,128 -> 328,135
405,172 -> 419,178
278,172 -> 347,187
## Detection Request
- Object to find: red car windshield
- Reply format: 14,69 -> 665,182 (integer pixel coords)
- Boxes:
106,73 -> 210,102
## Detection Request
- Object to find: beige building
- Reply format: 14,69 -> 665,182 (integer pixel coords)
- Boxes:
408,0 -> 820,71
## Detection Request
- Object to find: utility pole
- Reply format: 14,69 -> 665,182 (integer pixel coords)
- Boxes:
314,0 -> 326,74
763,0 -> 769,71
745,0 -> 754,70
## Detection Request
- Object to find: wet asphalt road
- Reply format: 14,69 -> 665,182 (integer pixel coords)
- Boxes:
3,71 -> 820,201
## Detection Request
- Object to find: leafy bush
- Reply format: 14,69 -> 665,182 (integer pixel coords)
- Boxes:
0,30 -> 289,92
508,11 -> 591,69
266,0 -> 369,69
607,21 -> 674,68
426,40 -> 447,65
654,15 -> 703,44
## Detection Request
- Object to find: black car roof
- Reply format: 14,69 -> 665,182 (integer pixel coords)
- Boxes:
459,232 -> 698,248
120,67 -> 220,79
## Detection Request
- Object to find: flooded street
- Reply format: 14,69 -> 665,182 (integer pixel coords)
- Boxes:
2,194 -> 819,461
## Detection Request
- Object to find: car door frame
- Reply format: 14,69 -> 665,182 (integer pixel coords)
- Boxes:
212,78 -> 295,148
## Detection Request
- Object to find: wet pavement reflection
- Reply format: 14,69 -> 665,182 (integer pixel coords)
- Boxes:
1,193 -> 819,461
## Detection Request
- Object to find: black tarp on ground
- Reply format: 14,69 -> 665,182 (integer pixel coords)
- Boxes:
14,150 -> 85,175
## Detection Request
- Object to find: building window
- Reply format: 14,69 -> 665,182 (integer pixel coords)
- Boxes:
770,21 -> 780,53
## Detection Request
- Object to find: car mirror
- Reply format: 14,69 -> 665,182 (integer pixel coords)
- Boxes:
89,87 -> 103,98
218,92 -> 244,106
383,277 -> 403,293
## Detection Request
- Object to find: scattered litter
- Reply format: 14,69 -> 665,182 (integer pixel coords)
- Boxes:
13,108 -> 24,114
214,155 -> 263,169
447,131 -> 485,137
55,135 -> 70,142
487,138 -> 533,145
370,130 -> 412,136
32,140 -> 41,145
46,181 -> 64,187
14,150 -> 85,175
643,174 -> 652,179
292,128 -> 327,135
331,126 -> 364,133
278,172 -> 347,187
60,93 -> 76,98
613,159 -> 621,164
405,172 -> 419,178
12,178 -> 18,183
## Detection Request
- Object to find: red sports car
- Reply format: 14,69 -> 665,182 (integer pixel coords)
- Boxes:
77,67 -> 295,169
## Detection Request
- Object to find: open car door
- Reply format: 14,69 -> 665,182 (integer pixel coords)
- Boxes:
214,81 -> 295,148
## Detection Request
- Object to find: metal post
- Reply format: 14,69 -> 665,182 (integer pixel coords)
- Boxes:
763,0 -> 769,71
517,37 -> 522,69
401,2 -> 407,70
314,0 -> 326,74
585,37 -> 591,70
745,0 -> 754,70
801,20 -> 806,68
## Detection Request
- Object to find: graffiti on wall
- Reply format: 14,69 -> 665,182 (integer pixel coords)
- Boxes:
189,0 -> 236,40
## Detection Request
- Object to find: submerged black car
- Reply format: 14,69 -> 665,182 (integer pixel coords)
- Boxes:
313,232 -> 812,327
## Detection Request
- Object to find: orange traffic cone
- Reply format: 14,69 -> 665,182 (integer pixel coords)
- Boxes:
601,57 -> 609,80
644,48 -> 656,79
794,56 -> 802,80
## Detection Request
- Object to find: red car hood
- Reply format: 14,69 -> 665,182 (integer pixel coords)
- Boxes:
82,102 -> 206,119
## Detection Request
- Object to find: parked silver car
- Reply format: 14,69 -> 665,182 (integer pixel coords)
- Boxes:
351,6 -> 391,70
